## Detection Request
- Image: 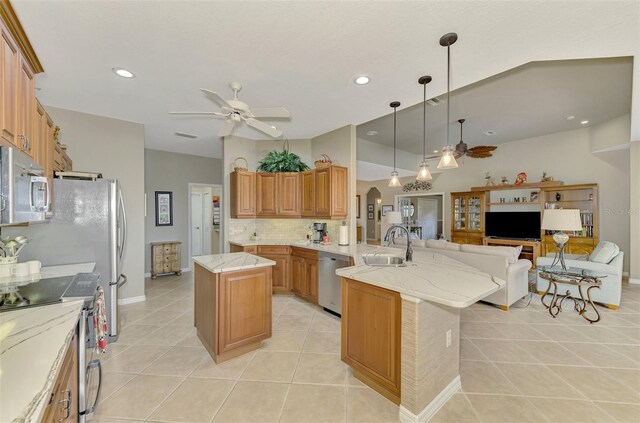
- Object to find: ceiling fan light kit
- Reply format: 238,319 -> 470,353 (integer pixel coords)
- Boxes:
169,82 -> 290,138
437,32 -> 459,170
389,101 -> 402,187
416,75 -> 433,181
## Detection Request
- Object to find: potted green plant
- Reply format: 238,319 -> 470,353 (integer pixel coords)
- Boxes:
257,141 -> 309,173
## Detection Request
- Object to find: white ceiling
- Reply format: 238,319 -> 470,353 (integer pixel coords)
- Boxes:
356,160 -> 420,182
357,57 -> 634,155
12,1 -> 640,159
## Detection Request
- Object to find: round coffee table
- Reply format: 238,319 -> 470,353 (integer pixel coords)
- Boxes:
538,266 -> 605,324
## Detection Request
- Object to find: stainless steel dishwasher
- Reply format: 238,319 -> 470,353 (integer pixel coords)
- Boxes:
318,252 -> 351,316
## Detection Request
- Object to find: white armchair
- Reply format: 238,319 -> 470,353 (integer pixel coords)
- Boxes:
536,252 -> 624,309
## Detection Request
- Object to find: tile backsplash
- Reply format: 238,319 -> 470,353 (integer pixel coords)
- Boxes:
229,219 -> 343,242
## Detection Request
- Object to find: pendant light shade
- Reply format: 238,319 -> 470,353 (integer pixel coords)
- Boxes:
437,32 -> 459,170
389,101 -> 402,187
416,75 -> 433,181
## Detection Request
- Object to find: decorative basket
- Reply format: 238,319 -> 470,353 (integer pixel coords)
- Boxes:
233,157 -> 248,172
314,154 -> 332,168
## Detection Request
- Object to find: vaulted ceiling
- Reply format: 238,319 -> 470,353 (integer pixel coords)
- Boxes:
12,1 -> 640,159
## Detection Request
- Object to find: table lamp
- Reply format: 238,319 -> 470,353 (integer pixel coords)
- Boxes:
385,211 -> 403,225
541,209 -> 582,270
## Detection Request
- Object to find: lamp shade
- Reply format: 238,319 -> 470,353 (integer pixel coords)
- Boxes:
541,209 -> 582,231
385,211 -> 403,225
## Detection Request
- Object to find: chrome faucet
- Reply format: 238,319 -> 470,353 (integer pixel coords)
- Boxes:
384,225 -> 413,262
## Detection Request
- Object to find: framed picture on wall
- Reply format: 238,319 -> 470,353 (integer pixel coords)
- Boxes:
381,205 -> 393,217
356,195 -> 361,218
155,191 -> 173,226
367,212 -> 374,220
367,204 -> 374,212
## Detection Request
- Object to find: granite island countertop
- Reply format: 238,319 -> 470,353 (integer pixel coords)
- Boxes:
0,262 -> 97,286
194,252 -> 276,273
0,299 -> 85,423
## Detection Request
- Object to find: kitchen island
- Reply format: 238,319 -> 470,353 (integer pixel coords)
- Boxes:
193,253 -> 275,364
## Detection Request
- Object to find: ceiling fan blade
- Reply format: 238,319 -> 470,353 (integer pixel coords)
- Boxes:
200,89 -> 232,109
245,118 -> 282,138
250,107 -> 290,119
218,120 -> 237,137
467,145 -> 497,153
169,111 -> 228,116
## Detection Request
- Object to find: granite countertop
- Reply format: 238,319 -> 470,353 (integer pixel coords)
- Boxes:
0,299 -> 85,422
229,240 -> 357,257
194,252 -> 276,273
0,262 -> 97,286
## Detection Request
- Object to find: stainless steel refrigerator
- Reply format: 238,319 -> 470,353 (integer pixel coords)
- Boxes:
5,178 -> 127,342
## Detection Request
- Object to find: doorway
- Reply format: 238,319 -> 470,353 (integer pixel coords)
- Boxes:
188,183 -> 222,263
394,192 -> 445,240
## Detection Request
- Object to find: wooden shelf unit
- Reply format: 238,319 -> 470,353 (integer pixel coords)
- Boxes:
451,191 -> 487,245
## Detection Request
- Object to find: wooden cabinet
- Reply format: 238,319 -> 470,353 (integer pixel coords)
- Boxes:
256,172 -> 277,216
290,247 -> 318,303
341,277 -> 401,404
257,245 -> 291,292
1,21 -> 18,147
230,170 -> 256,218
150,241 -> 181,279
41,332 -> 78,422
451,191 -> 486,244
301,166 -> 348,219
16,52 -> 34,158
277,172 -> 300,216
195,263 -> 272,363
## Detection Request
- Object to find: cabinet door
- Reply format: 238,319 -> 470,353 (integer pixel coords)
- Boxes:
452,194 -> 467,231
36,101 -> 46,168
305,259 -> 318,303
17,53 -> 35,157
315,168 -> 331,217
46,117 -> 55,178
301,170 -> 315,217
467,194 -> 483,232
341,278 -> 401,401
277,172 -> 300,216
1,23 -> 19,147
259,253 -> 289,292
218,268 -> 272,354
256,173 -> 277,216
330,166 -> 348,217
230,171 -> 256,217
291,256 -> 305,295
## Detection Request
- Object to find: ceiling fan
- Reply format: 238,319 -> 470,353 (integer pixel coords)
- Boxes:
453,119 -> 497,158
169,82 -> 290,138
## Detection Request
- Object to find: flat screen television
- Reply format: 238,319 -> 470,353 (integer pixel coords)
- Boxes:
485,211 -> 541,240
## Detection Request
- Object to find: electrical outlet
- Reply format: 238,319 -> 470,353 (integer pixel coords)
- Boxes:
446,329 -> 452,347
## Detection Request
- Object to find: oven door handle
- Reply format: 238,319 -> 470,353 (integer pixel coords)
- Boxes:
82,359 -> 102,416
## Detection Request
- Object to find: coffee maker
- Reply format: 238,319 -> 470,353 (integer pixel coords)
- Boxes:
312,223 -> 327,244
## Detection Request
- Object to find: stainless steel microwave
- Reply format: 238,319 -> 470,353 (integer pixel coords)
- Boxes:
0,147 -> 50,225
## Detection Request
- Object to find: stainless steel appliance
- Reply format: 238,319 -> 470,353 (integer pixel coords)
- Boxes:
312,222 -> 327,244
0,147 -> 50,225
3,178 -> 127,341
317,252 -> 350,315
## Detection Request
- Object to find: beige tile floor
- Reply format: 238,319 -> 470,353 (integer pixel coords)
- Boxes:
89,273 -> 640,423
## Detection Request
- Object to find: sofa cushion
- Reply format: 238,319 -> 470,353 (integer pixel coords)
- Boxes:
425,239 -> 461,251
589,241 -> 620,264
393,237 -> 427,248
460,244 -> 520,264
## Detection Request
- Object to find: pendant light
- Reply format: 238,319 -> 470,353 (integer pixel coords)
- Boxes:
389,101 -> 402,187
416,75 -> 433,181
437,32 -> 459,170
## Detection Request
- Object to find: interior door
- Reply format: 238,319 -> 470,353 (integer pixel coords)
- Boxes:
191,193 -> 203,256
202,192 -> 212,255
418,198 -> 438,240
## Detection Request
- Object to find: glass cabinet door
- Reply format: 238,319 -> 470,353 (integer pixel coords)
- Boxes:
467,195 -> 482,231
454,196 -> 467,230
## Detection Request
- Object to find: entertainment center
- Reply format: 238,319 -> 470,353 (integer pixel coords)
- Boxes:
451,181 -> 599,264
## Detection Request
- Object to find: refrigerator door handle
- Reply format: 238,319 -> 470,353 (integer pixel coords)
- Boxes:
118,188 -> 127,262
109,274 -> 127,287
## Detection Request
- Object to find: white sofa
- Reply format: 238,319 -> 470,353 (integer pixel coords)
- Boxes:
536,251 -> 624,309
392,238 -> 532,309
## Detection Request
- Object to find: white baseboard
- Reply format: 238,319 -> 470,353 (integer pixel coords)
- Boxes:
118,295 -> 146,305
629,277 -> 640,285
399,376 -> 461,423
623,271 -> 629,277
144,267 -> 191,278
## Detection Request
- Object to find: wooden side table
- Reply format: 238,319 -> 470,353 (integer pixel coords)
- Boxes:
151,241 -> 182,279
538,266 -> 604,323
483,237 -> 541,265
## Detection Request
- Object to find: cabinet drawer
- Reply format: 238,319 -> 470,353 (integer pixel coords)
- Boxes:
257,245 -> 291,255
171,244 -> 180,253
244,246 -> 257,254
163,254 -> 177,262
291,247 -> 318,261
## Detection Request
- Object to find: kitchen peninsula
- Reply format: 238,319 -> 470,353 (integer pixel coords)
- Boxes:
193,253 -> 275,364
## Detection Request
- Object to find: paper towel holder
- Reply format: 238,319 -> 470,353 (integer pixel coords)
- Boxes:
339,221 -> 349,246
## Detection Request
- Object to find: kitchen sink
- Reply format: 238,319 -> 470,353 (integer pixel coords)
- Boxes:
362,254 -> 406,267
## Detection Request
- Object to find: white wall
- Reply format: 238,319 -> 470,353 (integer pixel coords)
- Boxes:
590,114 -> 631,153
357,116 -> 631,271
46,106 -> 146,300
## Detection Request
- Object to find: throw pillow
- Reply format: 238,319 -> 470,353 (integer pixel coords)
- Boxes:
589,241 -> 620,264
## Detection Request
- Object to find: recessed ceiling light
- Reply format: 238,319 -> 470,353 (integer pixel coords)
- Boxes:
112,67 -> 135,78
433,150 -> 439,153
580,120 -> 589,125
354,76 -> 370,85
366,130 -> 378,136
566,115 -> 575,121
483,130 -> 496,136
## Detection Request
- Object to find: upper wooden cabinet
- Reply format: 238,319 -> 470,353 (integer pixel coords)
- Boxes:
16,52 -> 34,158
1,21 -> 19,147
276,172 -> 300,216
256,173 -> 277,216
301,166 -> 348,219
230,170 -> 256,218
